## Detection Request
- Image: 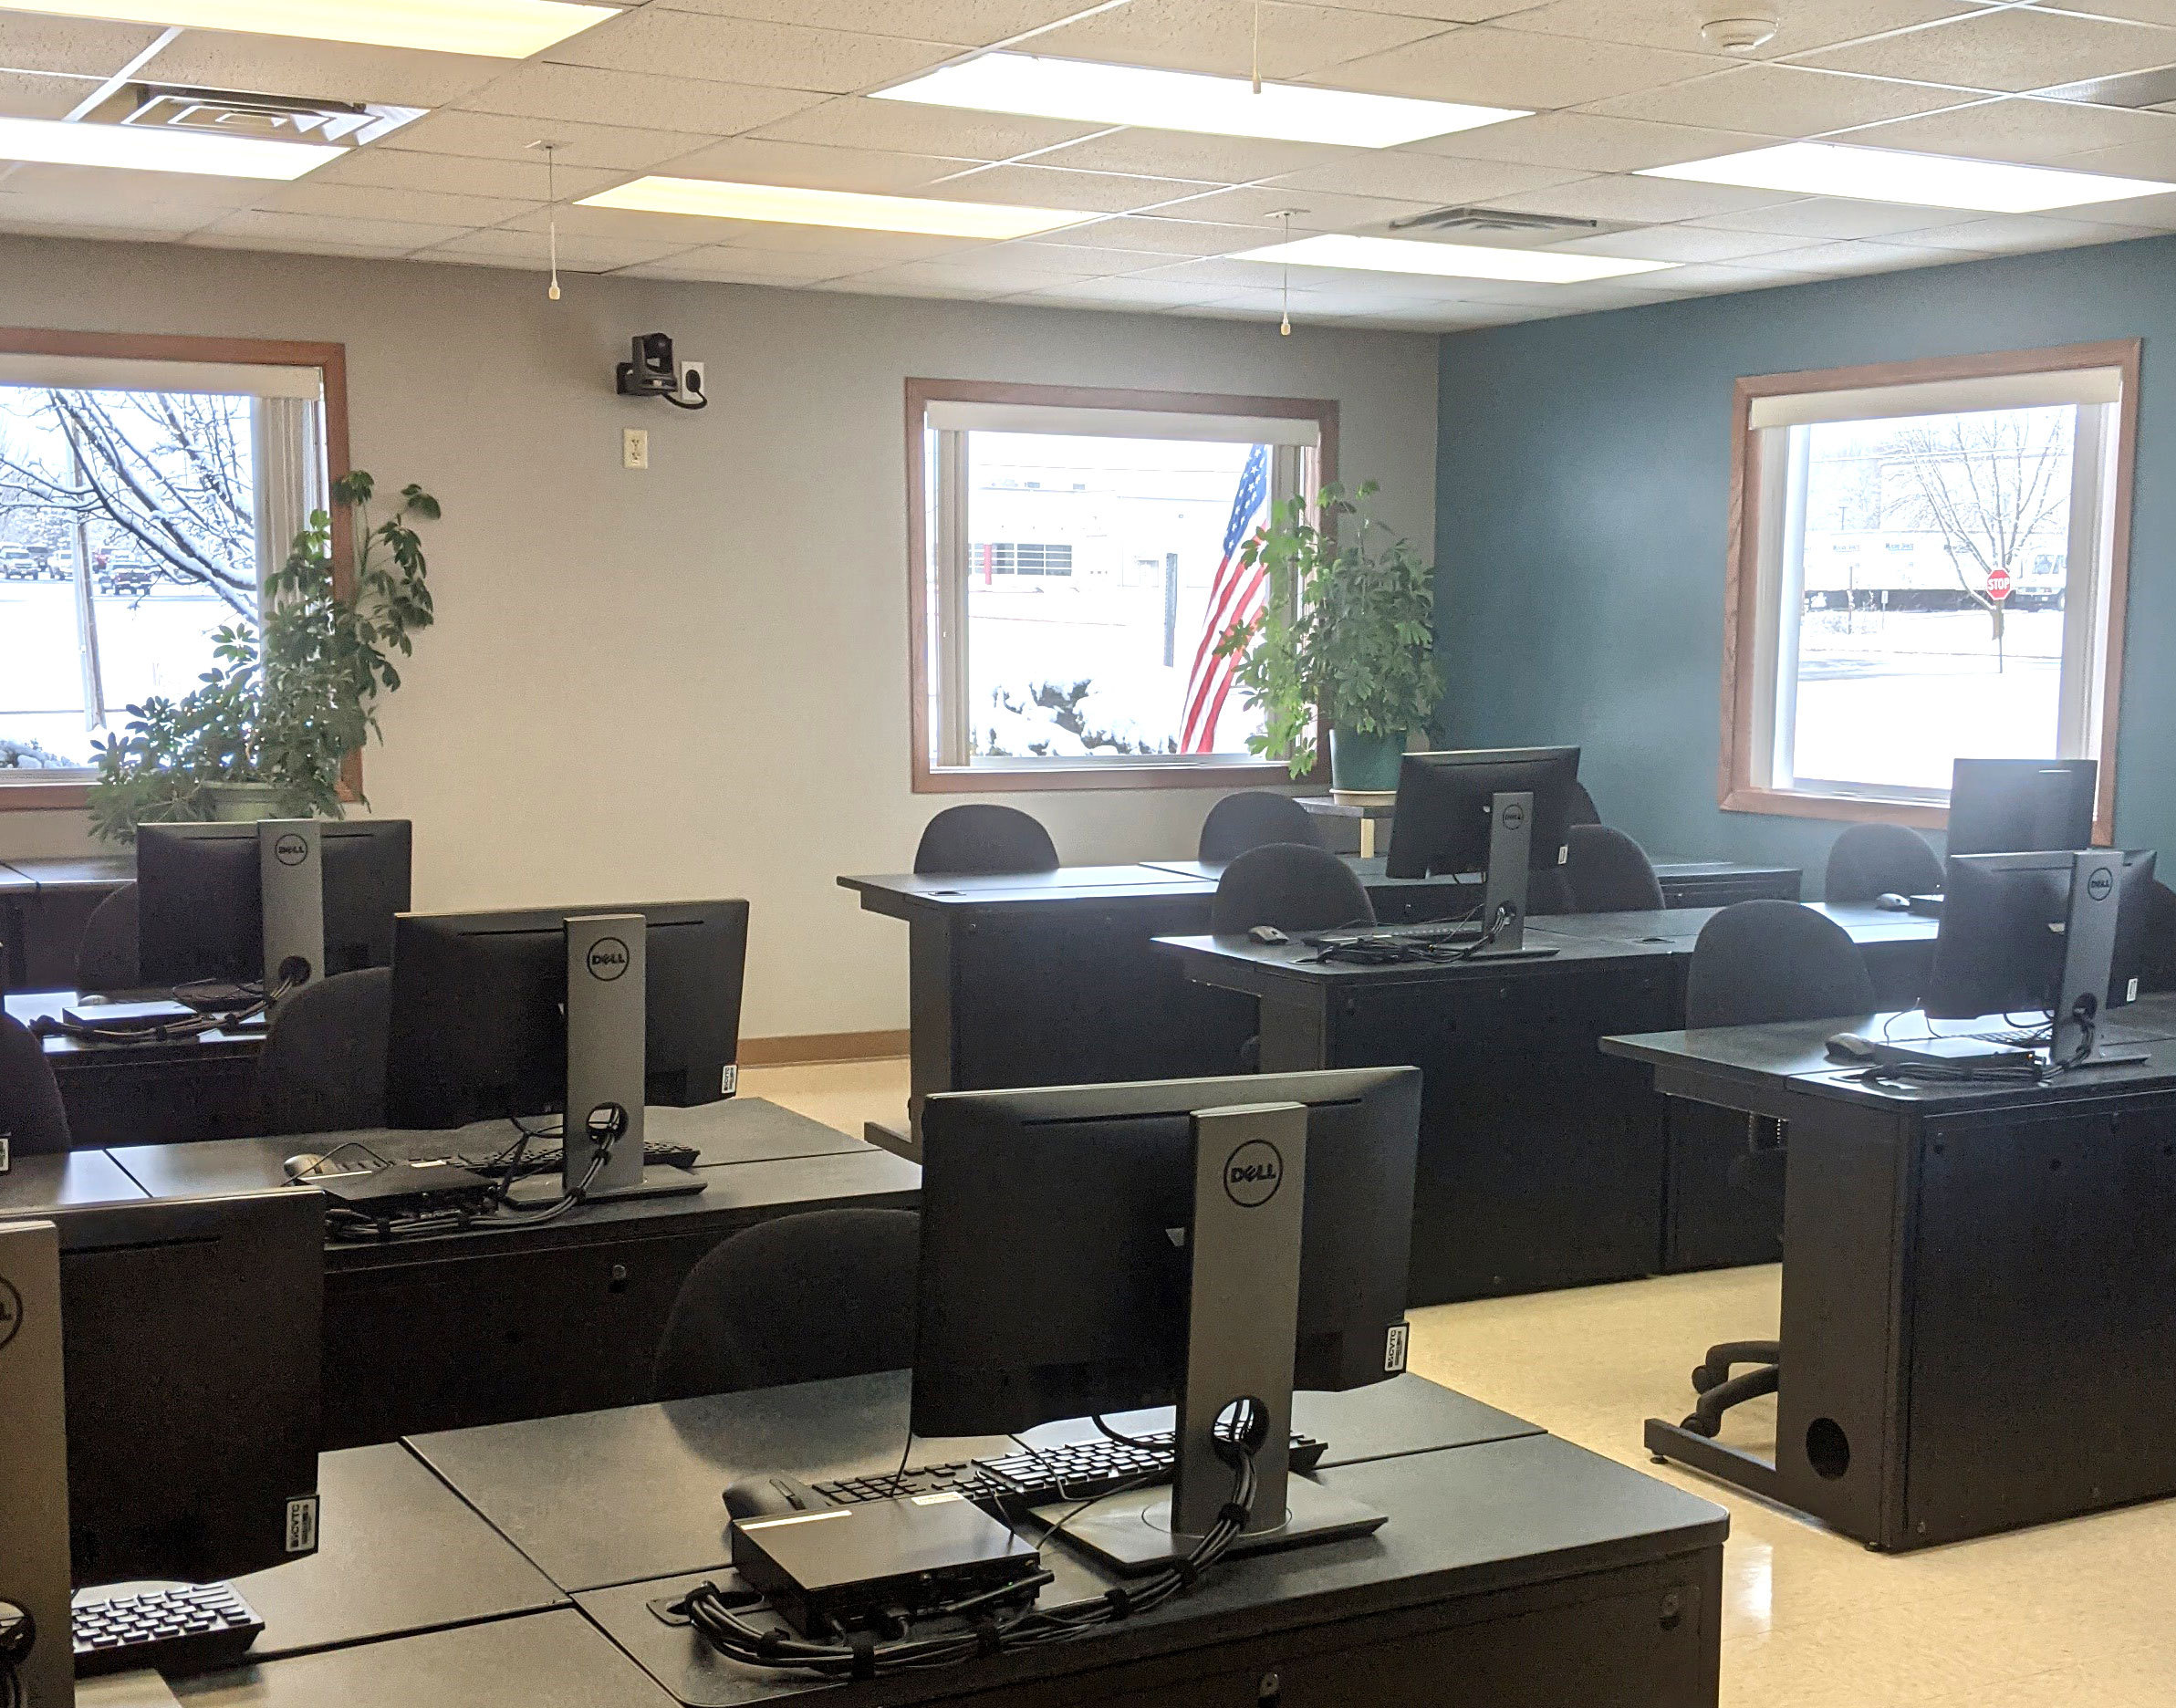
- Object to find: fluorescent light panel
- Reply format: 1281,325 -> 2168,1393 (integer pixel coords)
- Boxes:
875,52 -> 1525,149
11,0 -> 619,58
578,177 -> 1091,239
1640,141 -> 2175,214
0,114 -> 338,179
1233,233 -> 1674,284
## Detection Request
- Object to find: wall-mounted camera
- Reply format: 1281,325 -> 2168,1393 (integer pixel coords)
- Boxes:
615,333 -> 707,411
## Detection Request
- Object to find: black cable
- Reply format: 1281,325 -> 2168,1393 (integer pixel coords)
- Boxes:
36,972 -> 297,1045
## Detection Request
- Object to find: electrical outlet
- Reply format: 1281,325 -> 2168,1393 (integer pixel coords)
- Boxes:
622,427 -> 649,470
678,359 -> 706,404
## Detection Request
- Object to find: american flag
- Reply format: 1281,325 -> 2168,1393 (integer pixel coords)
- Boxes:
1179,443 -> 1271,754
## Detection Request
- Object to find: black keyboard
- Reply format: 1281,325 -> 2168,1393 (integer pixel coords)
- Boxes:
809,1429 -> 1328,1509
74,1583 -> 264,1678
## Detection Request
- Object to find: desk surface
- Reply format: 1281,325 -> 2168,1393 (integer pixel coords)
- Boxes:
2,854 -> 133,891
839,865 -> 1208,913
5,988 -> 265,1061
0,1147 -> 148,1213
408,1369 -> 1539,1595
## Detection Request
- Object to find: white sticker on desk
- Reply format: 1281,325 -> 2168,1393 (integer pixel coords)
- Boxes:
1385,1322 -> 1410,1374
286,1494 -> 320,1553
722,1064 -> 738,1098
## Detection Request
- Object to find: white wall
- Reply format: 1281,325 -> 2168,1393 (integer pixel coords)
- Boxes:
0,235 -> 1439,1036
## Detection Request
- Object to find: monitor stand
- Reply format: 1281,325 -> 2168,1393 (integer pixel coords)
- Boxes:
556,914 -> 704,1205
2053,850 -> 2150,1069
1046,1103 -> 1386,1578
258,819 -> 325,998
1460,791 -> 1557,962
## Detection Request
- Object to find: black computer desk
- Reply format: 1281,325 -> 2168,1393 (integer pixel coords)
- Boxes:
0,853 -> 131,990
5,986 -> 264,1145
1605,995 -> 2176,1549
1153,906 -> 1940,1307
88,1099 -> 922,1450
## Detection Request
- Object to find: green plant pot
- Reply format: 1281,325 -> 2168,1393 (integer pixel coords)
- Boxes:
206,782 -> 286,822
1329,727 -> 1406,793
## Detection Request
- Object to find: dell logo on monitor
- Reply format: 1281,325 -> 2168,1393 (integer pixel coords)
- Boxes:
586,937 -> 631,980
1224,1140 -> 1284,1208
2088,867 -> 2115,903
273,833 -> 310,867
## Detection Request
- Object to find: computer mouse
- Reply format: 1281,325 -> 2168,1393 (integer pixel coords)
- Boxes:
283,1153 -> 328,1182
722,1474 -> 834,1522
1826,1032 -> 1880,1062
1874,892 -> 1912,911
1247,924 -> 1289,945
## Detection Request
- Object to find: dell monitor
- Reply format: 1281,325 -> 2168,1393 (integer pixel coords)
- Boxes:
1926,849 -> 2156,1067
384,900 -> 749,1200
1946,759 -> 2098,858
135,818 -> 411,992
913,1067 -> 1420,1575
1382,746 -> 1581,950
57,1190 -> 325,1588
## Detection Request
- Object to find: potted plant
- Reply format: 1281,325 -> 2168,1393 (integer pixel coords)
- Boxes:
88,472 -> 439,843
1213,479 -> 1442,794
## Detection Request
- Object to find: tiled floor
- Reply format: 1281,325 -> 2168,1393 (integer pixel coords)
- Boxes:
744,1057 -> 2176,1706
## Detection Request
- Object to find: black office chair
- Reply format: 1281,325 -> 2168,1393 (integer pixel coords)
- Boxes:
1677,901 -> 1876,1438
913,805 -> 1059,876
1563,825 -> 1664,913
1567,778 -> 1602,828
1198,791 -> 1321,864
252,967 -> 393,1137
1211,843 -> 1374,937
2139,880 -> 2176,995
1823,822 -> 1942,904
76,880 -> 140,991
1,1010 -> 71,1158
651,1208 -> 921,1401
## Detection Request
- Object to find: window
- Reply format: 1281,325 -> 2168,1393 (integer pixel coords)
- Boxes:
1720,343 -> 2138,837
907,380 -> 1336,792
0,332 -> 346,811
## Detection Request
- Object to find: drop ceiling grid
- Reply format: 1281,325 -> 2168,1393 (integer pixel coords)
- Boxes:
0,0 -> 2164,328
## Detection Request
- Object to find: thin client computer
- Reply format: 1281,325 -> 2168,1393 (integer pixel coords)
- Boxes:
135,818 -> 411,995
1920,849 -> 2158,1069
914,1067 -> 1421,1576
1382,746 -> 1582,952
383,900 -> 749,1203
1946,759 -> 2098,859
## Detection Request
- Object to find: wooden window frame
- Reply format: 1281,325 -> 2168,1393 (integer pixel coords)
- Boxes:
0,328 -> 352,815
1718,339 -> 2139,843
905,377 -> 1334,795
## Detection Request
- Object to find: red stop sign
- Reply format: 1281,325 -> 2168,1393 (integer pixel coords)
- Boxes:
1986,567 -> 2013,602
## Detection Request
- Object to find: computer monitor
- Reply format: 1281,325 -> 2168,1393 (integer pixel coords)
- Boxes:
136,818 -> 411,989
55,1189 -> 325,1588
1926,849 -> 2156,1066
1382,746 -> 1581,949
913,1067 -> 1420,1574
383,900 -> 748,1195
1946,759 -> 2098,858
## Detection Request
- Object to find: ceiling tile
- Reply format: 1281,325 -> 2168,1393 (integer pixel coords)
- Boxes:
1000,276 -> 1243,309
0,161 -> 262,207
539,9 -> 959,93
1494,0 -> 1980,60
140,32 -> 506,109
929,161 -> 1222,212
1795,8 -> 2176,95
2065,0 -> 2176,22
1027,213 -> 1275,254
261,180 -> 533,227
0,214 -> 188,242
1021,129 -> 1346,184
380,109 -> 718,172
710,224 -> 988,264
749,94 -> 1102,159
1131,255 -> 1320,289
198,209 -> 469,250
657,0 -> 1091,45
822,255 -> 1060,291
1401,111 -> 1786,171
1587,63 -> 1980,130
189,234 -> 410,257
0,16 -> 161,76
619,245 -> 862,282
992,238 -> 1175,273
1687,194 -> 1988,236
1476,172 -> 1806,220
1879,209 -> 2166,248
0,69 -> 99,120
1023,0 -> 1453,80
640,135 -> 976,192
1320,26 -> 1725,109
458,63 -> 823,137
2063,131 -> 2176,174
494,200 -> 738,242
0,186 -> 212,231
1739,236 -> 1983,272
307,146 -> 621,203
1832,92 -> 2176,161
2039,182 -> 2176,224
1304,0 -> 1535,18
1546,224 -> 1816,261
1261,151 -> 1588,203
1146,182 -> 1441,228
412,226 -> 698,268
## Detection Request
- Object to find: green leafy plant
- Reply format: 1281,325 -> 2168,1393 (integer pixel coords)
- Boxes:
88,472 -> 439,844
1213,480 -> 1442,778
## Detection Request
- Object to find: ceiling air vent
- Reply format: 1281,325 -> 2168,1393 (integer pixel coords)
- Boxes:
1390,206 -> 1601,236
86,84 -> 423,149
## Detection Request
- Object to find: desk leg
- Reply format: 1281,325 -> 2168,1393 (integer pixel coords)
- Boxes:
1256,995 -> 1330,1073
1359,819 -> 1377,860
895,914 -> 958,1154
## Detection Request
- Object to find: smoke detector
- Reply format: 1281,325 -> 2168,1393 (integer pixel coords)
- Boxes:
86,84 -> 422,148
1697,10 -> 1780,52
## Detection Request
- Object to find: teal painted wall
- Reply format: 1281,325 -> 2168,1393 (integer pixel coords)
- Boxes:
1432,235 -> 2172,890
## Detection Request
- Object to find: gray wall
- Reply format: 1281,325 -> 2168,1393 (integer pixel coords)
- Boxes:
0,234 -> 1438,1036
1433,235 -> 2173,890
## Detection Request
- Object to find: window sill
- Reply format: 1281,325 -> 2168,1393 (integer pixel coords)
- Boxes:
1721,784 -> 1946,829
0,773 -> 91,811
916,757 -> 1301,795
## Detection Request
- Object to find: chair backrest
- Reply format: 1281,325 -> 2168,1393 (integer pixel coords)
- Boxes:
1563,824 -> 1665,913
2140,880 -> 2176,995
1824,822 -> 1943,904
1567,778 -> 1602,828
913,805 -> 1059,876
253,967 -> 393,1137
0,1011 -> 71,1158
1211,843 -> 1375,936
1198,792 -> 1321,864
651,1208 -> 921,1401
1687,900 -> 1876,1028
76,881 -> 140,992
